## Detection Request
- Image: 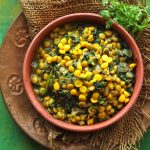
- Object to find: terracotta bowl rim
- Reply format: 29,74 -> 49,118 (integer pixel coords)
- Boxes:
23,13 -> 144,132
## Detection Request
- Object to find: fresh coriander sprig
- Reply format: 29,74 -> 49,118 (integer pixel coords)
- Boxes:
100,0 -> 150,39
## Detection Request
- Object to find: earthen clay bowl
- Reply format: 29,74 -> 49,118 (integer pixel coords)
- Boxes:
23,13 -> 144,132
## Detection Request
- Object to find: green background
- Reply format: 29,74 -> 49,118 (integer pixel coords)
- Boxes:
0,0 -> 150,150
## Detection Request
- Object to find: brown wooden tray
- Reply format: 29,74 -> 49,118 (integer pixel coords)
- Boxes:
0,13 -> 51,149
1,12 -> 150,150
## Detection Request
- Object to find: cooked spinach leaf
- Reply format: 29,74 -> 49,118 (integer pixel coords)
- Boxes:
94,81 -> 107,89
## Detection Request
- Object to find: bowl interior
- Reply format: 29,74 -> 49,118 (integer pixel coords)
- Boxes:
23,13 -> 143,132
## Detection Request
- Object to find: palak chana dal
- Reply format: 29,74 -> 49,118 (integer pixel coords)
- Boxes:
31,23 -> 136,125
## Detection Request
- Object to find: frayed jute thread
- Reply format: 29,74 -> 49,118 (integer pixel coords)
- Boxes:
20,0 -> 150,149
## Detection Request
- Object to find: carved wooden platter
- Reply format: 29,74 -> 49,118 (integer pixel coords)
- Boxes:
1,12 -> 150,150
0,13 -> 51,149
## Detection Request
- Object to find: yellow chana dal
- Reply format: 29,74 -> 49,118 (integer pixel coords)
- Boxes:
31,23 -> 136,125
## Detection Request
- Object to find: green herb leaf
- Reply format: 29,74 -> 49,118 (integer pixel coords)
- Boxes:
117,62 -> 128,72
102,0 -> 108,6
126,71 -> 134,78
99,0 -> 150,39
71,34 -> 80,43
64,34 -> 69,40
46,70 -> 54,88
31,61 -> 38,70
106,19 -> 113,28
126,87 -> 133,94
122,49 -> 132,58
39,87 -> 47,96
100,10 -> 110,18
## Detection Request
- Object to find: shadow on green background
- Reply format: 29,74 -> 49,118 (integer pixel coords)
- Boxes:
0,0 -> 150,150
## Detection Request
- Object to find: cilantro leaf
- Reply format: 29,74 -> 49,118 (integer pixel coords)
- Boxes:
106,19 -> 113,28
100,0 -> 150,40
100,10 -> 110,18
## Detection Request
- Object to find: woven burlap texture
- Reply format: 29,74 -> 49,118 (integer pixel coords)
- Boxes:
20,0 -> 105,38
20,0 -> 150,150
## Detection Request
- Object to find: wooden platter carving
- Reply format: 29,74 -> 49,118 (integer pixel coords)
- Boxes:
0,13 -> 50,149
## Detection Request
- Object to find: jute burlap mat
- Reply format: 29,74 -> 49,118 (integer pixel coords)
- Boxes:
20,0 -> 150,149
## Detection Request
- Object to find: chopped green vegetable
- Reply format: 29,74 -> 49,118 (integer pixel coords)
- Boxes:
94,81 -> 107,89
71,107 -> 86,115
126,71 -> 134,78
39,87 -> 47,96
46,71 -> 54,88
117,62 -> 128,72
31,61 -> 38,70
71,34 -> 80,43
122,49 -> 132,58
98,96 -> 107,105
